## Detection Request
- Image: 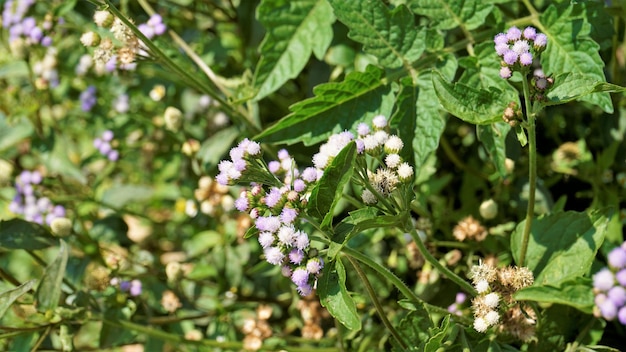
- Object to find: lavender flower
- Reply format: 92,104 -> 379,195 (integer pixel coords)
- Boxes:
493,26 -> 547,79
80,85 -> 97,111
9,170 -> 66,225
94,130 -> 120,161
593,242 -> 626,325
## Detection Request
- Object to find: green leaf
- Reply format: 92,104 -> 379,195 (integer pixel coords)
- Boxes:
409,0 -> 494,30
0,280 -> 36,318
0,218 -> 55,250
391,302 -> 433,351
101,184 -> 154,208
328,0 -> 425,68
458,41 -> 518,97
545,72 -> 626,107
540,3 -> 613,112
0,115 -> 34,152
511,209 -> 610,286
36,240 -> 69,312
432,70 -> 513,125
514,277 -> 594,314
391,78 -> 418,166
198,126 -> 240,170
256,65 -> 393,145
253,0 -> 335,100
40,135 -> 87,184
332,208 -> 402,257
477,122 -> 511,179
318,258 -> 361,330
307,142 -> 356,228
413,55 -> 457,170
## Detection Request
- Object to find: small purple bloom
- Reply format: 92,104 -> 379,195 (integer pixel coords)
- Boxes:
102,130 -> 114,141
499,66 -> 512,79
600,298 -> 618,320
493,33 -> 508,45
294,230 -> 309,250
503,50 -> 518,65
301,167 -> 319,183
306,258 -> 323,274
608,247 -> 626,269
506,26 -> 522,41
519,52 -> 533,66
289,249 -> 304,264
297,282 -> 312,296
255,215 -> 281,233
264,246 -> 285,265
495,42 -> 509,56
107,150 -> 119,161
129,279 -> 142,296
455,292 -> 467,304
40,36 -> 52,47
534,33 -> 547,48
280,207 -> 298,224
593,268 -> 615,291
258,231 -> 274,248
523,26 -> 537,40
293,179 -> 306,192
235,195 -> 249,212
608,286 -> 626,307
268,160 -> 280,174
291,268 -> 309,286
264,187 -> 282,208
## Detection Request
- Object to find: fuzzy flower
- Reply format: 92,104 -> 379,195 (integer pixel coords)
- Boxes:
372,115 -> 388,129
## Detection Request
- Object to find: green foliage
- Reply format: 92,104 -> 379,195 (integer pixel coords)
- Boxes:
329,0 -> 425,69
318,258 -> 361,331
35,240 -> 69,312
254,0 -> 335,100
409,0 -> 494,30
0,219 -> 55,250
511,209 -> 610,286
256,65 -> 393,145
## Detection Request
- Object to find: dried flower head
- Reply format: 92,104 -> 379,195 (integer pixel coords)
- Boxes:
453,216 -> 488,242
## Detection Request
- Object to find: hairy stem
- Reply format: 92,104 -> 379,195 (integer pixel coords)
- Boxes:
518,73 -> 536,267
346,256 -> 408,350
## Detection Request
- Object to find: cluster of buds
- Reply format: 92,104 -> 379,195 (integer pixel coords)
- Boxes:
110,277 -> 142,297
530,68 -> 554,101
187,175 -> 235,218
592,243 -> 626,325
447,292 -> 468,316
346,115 -> 413,205
453,215 -> 488,242
216,138 -> 324,296
502,101 -> 522,127
9,170 -> 66,225
298,295 -> 327,339
494,26 -> 547,79
469,261 -> 536,341
32,47 -> 59,89
82,9 -> 166,74
241,305 -> 273,351
3,0 -> 56,49
93,130 -> 119,161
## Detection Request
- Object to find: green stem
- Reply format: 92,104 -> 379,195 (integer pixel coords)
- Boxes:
405,225 -> 477,296
345,256 -> 408,350
518,73 -> 537,267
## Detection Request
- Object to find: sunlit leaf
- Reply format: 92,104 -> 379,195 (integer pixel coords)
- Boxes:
0,280 -> 36,318
409,0 -> 494,30
36,240 -> 69,312
318,258 -> 361,330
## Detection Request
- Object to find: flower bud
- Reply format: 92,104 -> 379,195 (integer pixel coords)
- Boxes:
164,106 -> 183,131
479,199 -> 498,220
0,159 -> 13,184
94,10 -> 114,27
50,217 -> 72,237
80,31 -> 101,47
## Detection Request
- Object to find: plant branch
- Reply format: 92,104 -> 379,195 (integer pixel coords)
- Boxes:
346,256 -> 408,350
518,72 -> 536,267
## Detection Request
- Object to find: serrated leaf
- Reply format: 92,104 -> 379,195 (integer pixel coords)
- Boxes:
409,0 -> 493,30
0,218 -> 55,250
307,142 -> 356,229
391,302 -> 433,351
0,280 -> 36,318
318,258 -> 361,330
545,72 -> 626,107
432,70 -> 512,125
36,240 -> 69,312
256,65 -> 393,145
413,55 -> 457,170
253,0 -> 335,100
514,277 -> 594,314
477,122 -> 511,179
391,77 -> 418,166
511,209 -> 609,286
540,3 -> 613,112
329,0 -> 425,68
458,42 -> 518,97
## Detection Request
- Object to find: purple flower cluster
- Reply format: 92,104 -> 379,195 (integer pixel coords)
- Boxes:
3,0 -> 54,47
80,85 -> 97,112
593,243 -> 626,325
217,139 -> 325,295
216,138 -> 262,186
138,14 -> 166,40
447,292 -> 468,316
494,26 -> 547,79
110,277 -> 142,296
93,130 -> 119,161
9,170 -> 66,225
